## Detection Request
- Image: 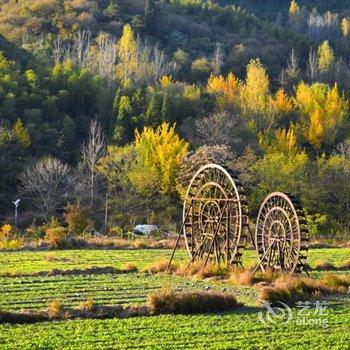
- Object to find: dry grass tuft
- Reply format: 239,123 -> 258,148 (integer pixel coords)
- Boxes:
147,289 -> 238,315
78,298 -> 95,312
230,269 -> 254,286
258,273 -> 350,305
121,262 -> 138,273
48,299 -> 62,318
148,260 -> 177,274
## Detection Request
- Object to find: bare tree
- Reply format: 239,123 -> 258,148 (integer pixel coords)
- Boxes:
212,42 -> 224,75
153,44 -> 166,83
21,157 -> 72,218
73,29 -> 91,67
96,35 -> 117,88
53,36 -> 64,64
285,49 -> 300,80
307,48 -> 318,81
192,112 -> 244,152
78,119 -> 106,210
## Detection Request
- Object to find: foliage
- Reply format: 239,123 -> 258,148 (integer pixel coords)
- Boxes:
64,204 -> 93,235
129,123 -> 189,195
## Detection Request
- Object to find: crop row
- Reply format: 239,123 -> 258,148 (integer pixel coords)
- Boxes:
0,273 -> 256,312
1,248 -> 349,275
0,305 -> 348,349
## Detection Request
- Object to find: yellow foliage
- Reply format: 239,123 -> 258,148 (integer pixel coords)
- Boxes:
240,59 -> 271,117
289,0 -> 300,15
116,24 -> 137,84
294,82 -> 349,149
317,40 -> 335,71
259,128 -> 300,155
130,123 -> 189,194
207,72 -> 239,97
0,224 -> 13,239
341,18 -> 350,37
308,108 -> 324,149
324,84 -> 349,129
273,88 -> 293,114
160,75 -> 173,88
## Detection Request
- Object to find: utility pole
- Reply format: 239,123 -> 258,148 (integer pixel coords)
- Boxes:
12,199 -> 20,227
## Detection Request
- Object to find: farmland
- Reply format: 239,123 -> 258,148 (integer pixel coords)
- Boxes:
0,248 -> 349,349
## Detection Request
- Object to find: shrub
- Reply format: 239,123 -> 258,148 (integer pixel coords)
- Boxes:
0,238 -> 23,250
148,260 -> 177,274
48,299 -> 62,318
64,203 -> 93,235
147,289 -> 238,314
44,226 -> 68,248
121,263 -> 138,273
230,269 -> 253,286
0,224 -> 14,239
78,298 -> 95,312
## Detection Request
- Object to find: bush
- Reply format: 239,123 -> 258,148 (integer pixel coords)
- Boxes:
44,226 -> 68,248
148,260 -> 177,274
48,299 -> 62,318
64,203 -> 93,235
0,224 -> 15,239
121,263 -> 138,273
78,298 -> 95,312
147,289 -> 238,314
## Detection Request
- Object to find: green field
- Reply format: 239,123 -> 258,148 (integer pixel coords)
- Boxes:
0,248 -> 349,349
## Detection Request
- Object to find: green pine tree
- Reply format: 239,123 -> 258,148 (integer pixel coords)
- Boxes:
114,96 -> 133,145
161,94 -> 170,121
145,94 -> 160,124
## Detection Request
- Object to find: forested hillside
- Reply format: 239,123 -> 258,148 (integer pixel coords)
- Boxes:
0,0 -> 349,240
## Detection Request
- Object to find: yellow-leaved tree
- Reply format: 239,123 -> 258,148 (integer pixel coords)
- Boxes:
239,59 -> 274,128
129,123 -> 189,195
289,0 -> 300,16
342,18 -> 350,37
206,72 -> 240,110
294,82 -> 349,149
317,40 -> 335,72
116,24 -> 137,86
273,88 -> 293,115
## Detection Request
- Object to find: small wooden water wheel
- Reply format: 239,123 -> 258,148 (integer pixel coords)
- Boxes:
254,192 -> 309,273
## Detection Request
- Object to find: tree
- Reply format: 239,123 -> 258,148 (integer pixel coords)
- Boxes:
143,0 -> 157,34
114,96 -> 133,144
212,43 -> 224,75
78,119 -> 106,210
129,123 -> 189,195
116,24 -> 137,85
13,119 -> 31,148
20,157 -> 72,218
161,94 -> 170,121
145,93 -> 160,124
317,41 -> 335,72
289,0 -> 300,16
251,151 -> 309,210
272,89 -> 293,115
239,59 -> 272,128
341,18 -> 350,37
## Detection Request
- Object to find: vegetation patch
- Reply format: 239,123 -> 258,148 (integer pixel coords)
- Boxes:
258,274 -> 350,305
147,289 -> 239,315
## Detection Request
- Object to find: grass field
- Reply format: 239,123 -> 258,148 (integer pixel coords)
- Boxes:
0,248 -> 349,349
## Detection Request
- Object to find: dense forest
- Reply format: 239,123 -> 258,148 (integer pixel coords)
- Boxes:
0,0 -> 349,241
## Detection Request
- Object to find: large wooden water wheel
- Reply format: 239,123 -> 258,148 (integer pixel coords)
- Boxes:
255,192 -> 309,273
182,164 -> 249,266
